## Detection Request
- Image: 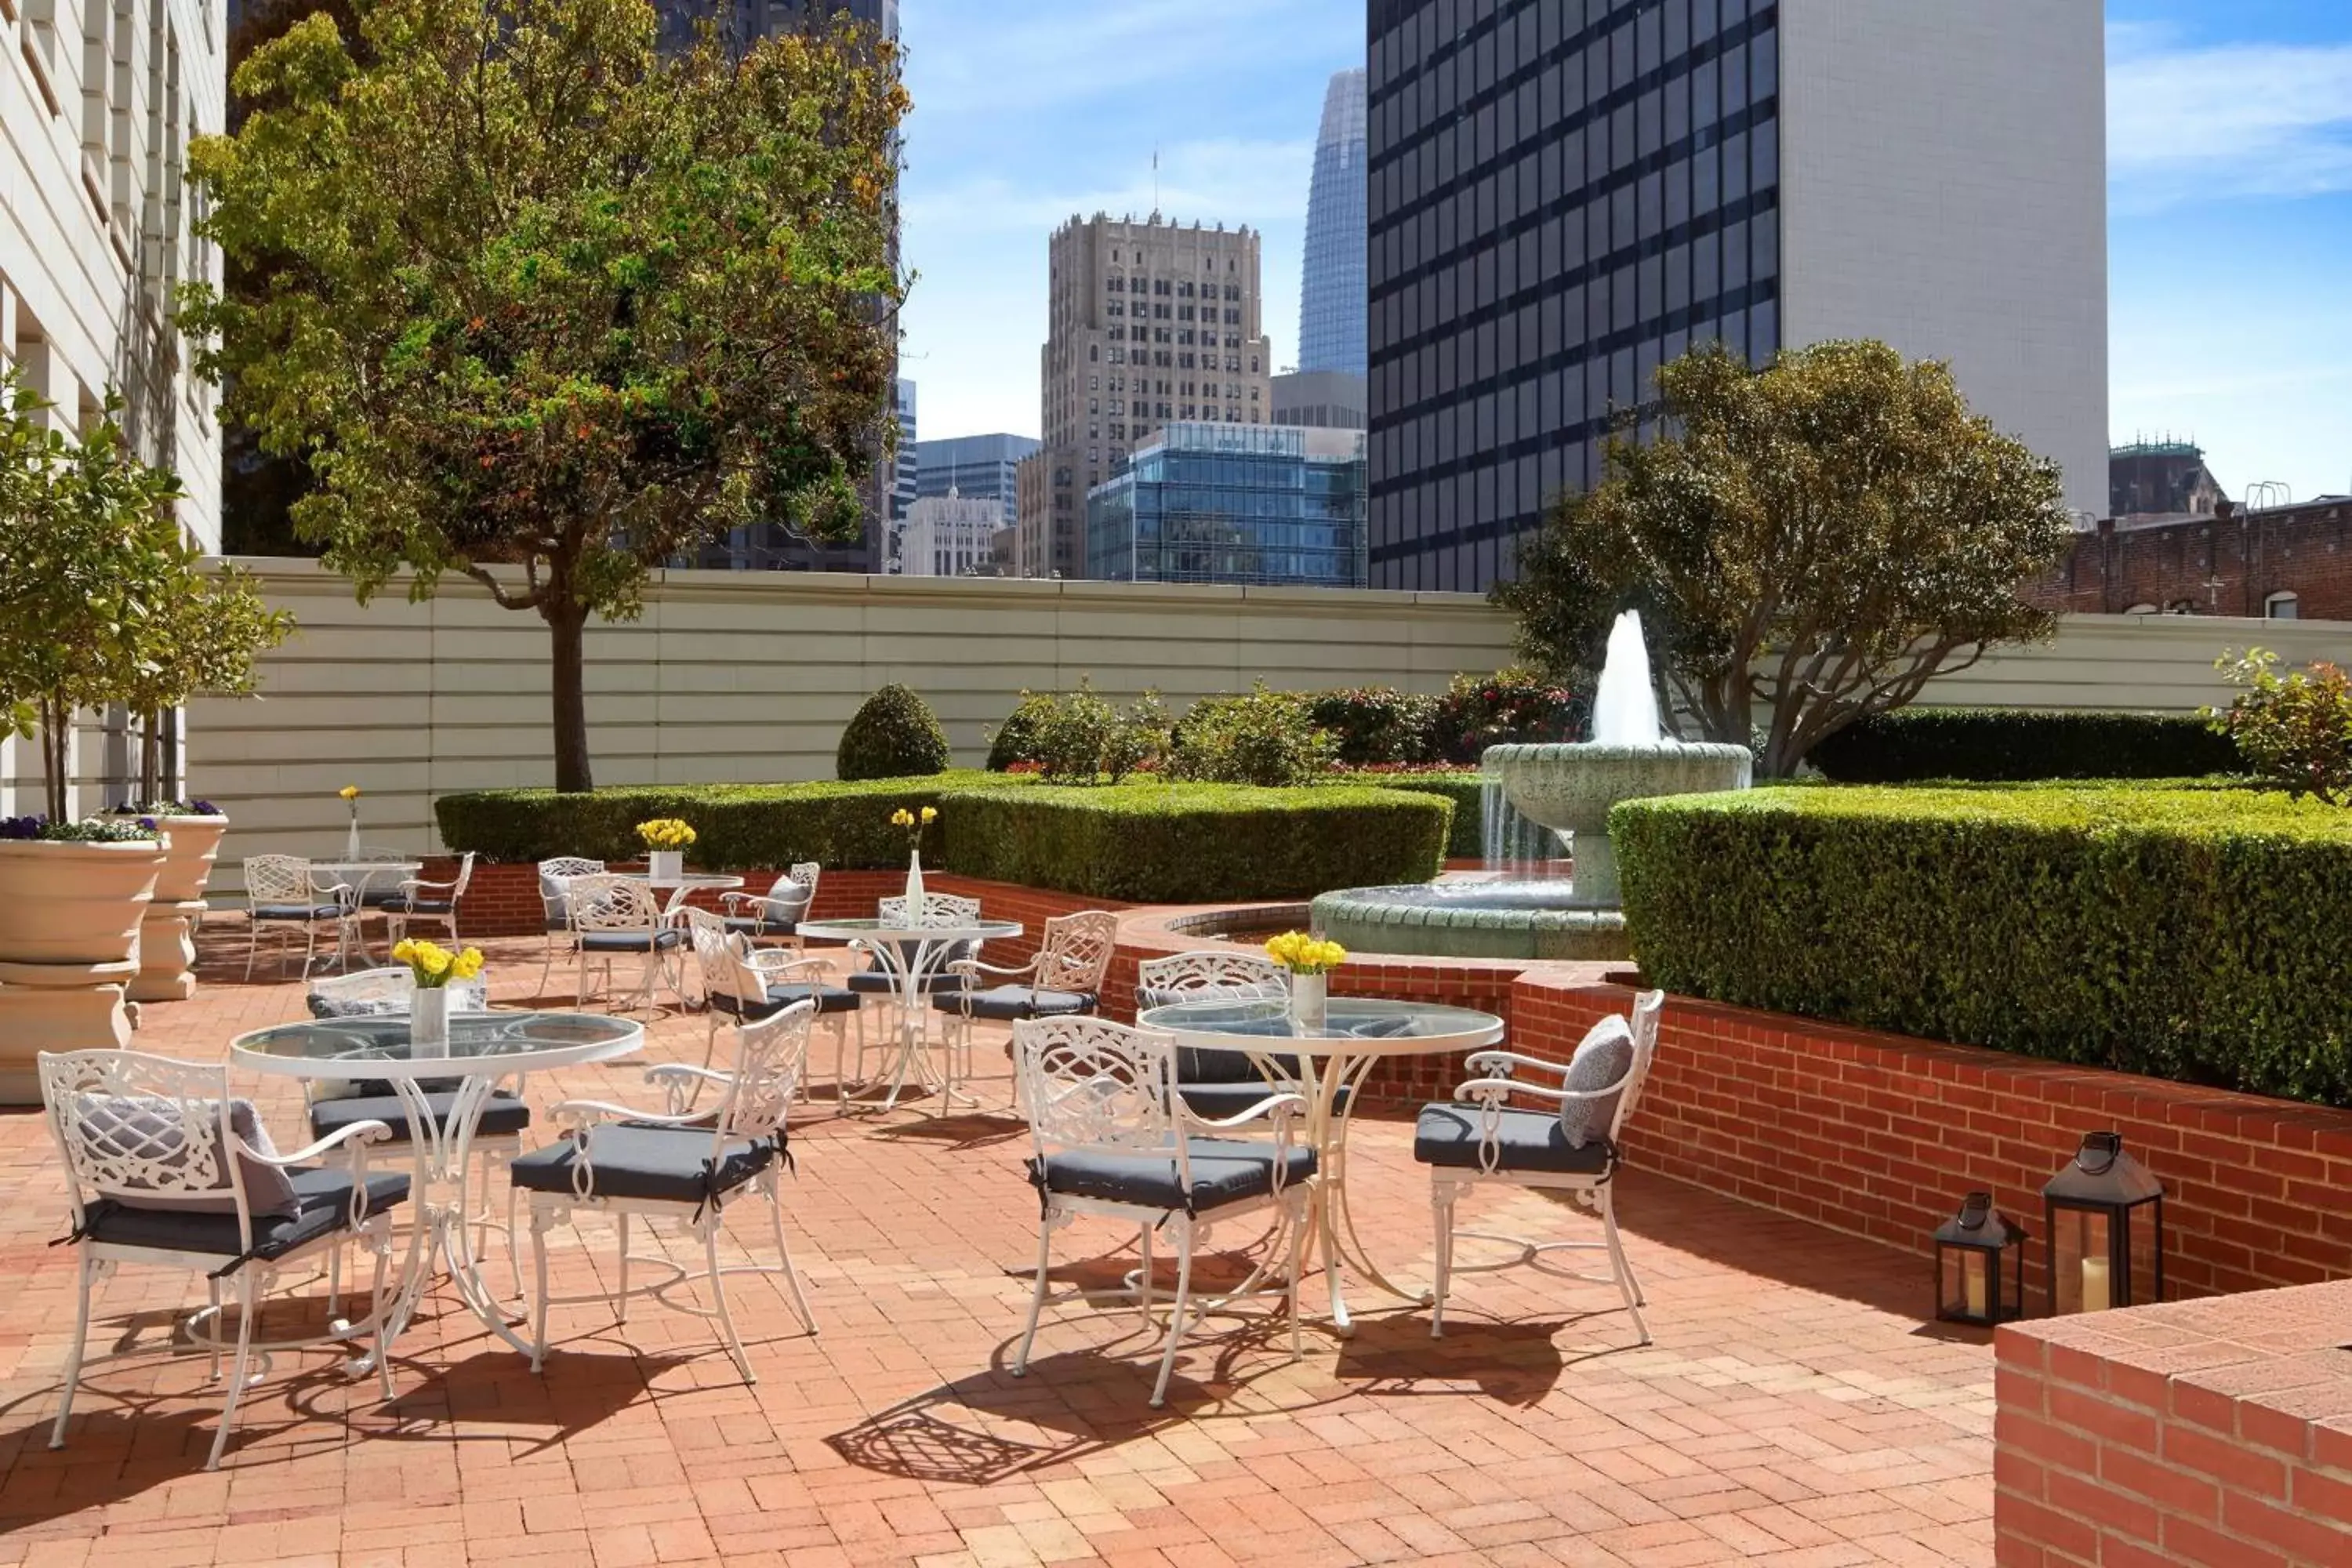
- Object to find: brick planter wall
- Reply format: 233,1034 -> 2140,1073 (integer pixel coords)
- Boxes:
1995,1281 -> 2352,1566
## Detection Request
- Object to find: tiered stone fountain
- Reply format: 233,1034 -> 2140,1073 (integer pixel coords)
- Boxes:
1312,612 -> 1751,961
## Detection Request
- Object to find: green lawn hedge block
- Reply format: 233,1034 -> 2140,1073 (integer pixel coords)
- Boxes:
1340,772 -> 1486,858
1808,708 -> 2243,783
436,773 -> 1451,904
1613,785 -> 2352,1108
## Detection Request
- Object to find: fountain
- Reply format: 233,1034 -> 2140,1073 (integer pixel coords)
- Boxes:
1311,612 -> 1751,960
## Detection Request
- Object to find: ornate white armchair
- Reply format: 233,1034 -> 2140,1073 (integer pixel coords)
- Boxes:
532,856 -> 606,996
684,908 -> 859,1089
385,851 -> 477,948
566,874 -> 680,1014
1133,951 -> 1303,1121
243,854 -> 354,980
937,910 -> 1119,1100
719,862 -> 821,949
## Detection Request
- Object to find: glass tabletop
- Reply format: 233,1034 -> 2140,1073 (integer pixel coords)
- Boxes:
1138,996 -> 1505,1051
799,917 -> 1024,941
231,1011 -> 644,1079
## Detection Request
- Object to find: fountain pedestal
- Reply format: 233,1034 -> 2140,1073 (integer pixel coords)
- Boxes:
1486,740 -> 1755,913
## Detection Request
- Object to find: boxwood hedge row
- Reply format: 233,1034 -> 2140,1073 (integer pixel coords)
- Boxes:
434,771 -> 1451,904
1612,785 -> 2352,1108
1808,708 -> 2243,783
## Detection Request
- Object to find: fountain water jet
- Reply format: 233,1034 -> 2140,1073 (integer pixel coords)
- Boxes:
1312,611 -> 1751,961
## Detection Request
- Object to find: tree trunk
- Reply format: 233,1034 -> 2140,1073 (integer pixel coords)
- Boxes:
39,700 -> 68,822
547,602 -> 594,794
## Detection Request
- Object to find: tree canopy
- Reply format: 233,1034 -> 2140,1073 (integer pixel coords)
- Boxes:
182,0 -> 908,790
1497,339 -> 2073,777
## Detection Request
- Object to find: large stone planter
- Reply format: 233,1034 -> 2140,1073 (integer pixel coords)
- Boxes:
0,837 -> 165,1105
132,814 -> 230,1003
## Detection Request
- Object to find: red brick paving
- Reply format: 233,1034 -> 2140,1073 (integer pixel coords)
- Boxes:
0,928 -> 1996,1566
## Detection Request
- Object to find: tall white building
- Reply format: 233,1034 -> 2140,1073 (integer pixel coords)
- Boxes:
4,0 -> 223,550
901,489 -> 1004,579
1367,0 -> 2107,590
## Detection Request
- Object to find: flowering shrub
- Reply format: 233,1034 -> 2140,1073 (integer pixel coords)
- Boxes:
0,815 -> 158,843
1307,688 -> 1440,766
1431,670 -> 1584,764
1168,686 -> 1337,787
2209,650 -> 2352,804
114,799 -> 223,817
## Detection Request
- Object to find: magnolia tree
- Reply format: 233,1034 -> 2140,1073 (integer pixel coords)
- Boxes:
181,0 -> 908,792
1497,340 -> 2074,777
0,378 -> 292,819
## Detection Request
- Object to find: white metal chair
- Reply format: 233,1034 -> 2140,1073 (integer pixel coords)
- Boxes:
567,874 -> 680,1014
533,857 -> 605,998
719,862 -> 820,949
1417,989 -> 1665,1345
938,910 -> 1119,1100
385,851 -> 477,949
844,892 -> 983,1078
38,1048 -> 408,1469
1134,952 -> 1305,1122
243,854 -> 354,980
1011,1015 -> 1315,1406
511,1002 -> 820,1381
684,908 -> 858,1089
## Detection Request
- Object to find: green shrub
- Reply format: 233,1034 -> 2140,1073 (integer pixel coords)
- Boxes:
1431,670 -> 1584,764
2209,650 -> 2352,803
985,691 -> 1057,771
837,684 -> 951,782
436,773 -> 1450,903
1308,688 -> 1441,766
1613,784 -> 2352,1108
1170,686 -> 1338,786
1807,707 -> 2243,783
1340,769 -> 1486,858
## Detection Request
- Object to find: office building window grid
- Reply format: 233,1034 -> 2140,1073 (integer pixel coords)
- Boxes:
1087,425 -> 1368,589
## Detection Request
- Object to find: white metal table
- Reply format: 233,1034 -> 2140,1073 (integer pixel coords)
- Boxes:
311,858 -> 423,968
799,915 -> 1022,1111
1137,995 -> 1504,1334
230,1010 -> 644,1363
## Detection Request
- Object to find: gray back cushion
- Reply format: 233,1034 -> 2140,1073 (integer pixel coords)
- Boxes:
74,1094 -> 303,1218
1558,1015 -> 1636,1150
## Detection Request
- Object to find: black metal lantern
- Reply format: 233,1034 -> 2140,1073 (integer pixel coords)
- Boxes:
2042,1131 -> 2165,1314
1934,1192 -> 2027,1327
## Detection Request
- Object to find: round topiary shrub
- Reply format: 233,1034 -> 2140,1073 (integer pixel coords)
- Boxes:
837,684 -> 952,781
986,691 -> 1058,771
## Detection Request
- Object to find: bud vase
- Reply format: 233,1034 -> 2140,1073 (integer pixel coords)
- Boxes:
904,850 -> 925,920
649,850 -> 684,884
1290,972 -> 1328,1033
411,985 -> 451,1056
346,818 -> 362,862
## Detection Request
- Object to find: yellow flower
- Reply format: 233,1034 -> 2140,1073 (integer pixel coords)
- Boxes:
391,938 -> 416,964
339,785 -> 361,801
920,806 -> 938,823
451,947 -> 485,981
636,818 -> 697,849
891,808 -> 915,828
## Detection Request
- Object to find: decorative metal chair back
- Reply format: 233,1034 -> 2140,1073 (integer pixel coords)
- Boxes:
1014,1017 -> 1185,1173
1613,990 -> 1666,1138
771,862 -> 820,905
877,892 -> 981,928
446,851 -> 479,898
308,967 -> 488,1018
1035,910 -> 1119,994
709,1003 -> 815,1147
537,857 -> 605,923
568,873 -> 664,937
357,844 -> 409,864
1136,950 -> 1287,1001
684,908 -> 763,1008
38,1051 -> 248,1228
245,854 -> 318,907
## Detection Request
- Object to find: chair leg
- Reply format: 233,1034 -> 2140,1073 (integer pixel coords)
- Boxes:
205,1276 -> 224,1381
369,1221 -> 397,1402
704,1219 -> 755,1384
506,1163 -> 524,1301
1599,1185 -> 1650,1346
328,1245 -> 343,1320
529,1205 -> 554,1373
1285,1189 -> 1309,1362
535,934 -> 557,998
245,919 -> 260,982
1138,1223 -> 1155,1328
206,1270 -> 259,1471
1012,1208 -> 1056,1377
1430,1178 -> 1457,1338
49,1251 -> 93,1450
765,1171 -> 817,1334
615,1214 -> 631,1324
1150,1219 -> 1196,1409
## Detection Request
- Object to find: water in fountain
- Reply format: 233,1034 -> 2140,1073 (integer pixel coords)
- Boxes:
1590,609 -> 1664,746
1480,775 -> 1561,873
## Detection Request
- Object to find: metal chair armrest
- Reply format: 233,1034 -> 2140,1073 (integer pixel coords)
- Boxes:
1462,1049 -> 1573,1080
252,1120 -> 394,1166
1181,1092 -> 1310,1132
951,956 -> 1034,982
397,876 -> 458,898
1454,1072 -> 1632,1105
547,1098 -> 703,1134
742,951 -> 826,978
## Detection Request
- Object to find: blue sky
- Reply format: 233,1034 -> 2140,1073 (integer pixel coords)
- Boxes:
898,2 -> 2352,504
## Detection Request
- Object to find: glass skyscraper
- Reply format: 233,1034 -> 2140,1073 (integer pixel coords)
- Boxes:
1087,425 -> 1367,589
1298,70 -> 1369,379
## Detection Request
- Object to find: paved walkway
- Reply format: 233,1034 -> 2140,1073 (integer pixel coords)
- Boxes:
0,931 -> 1994,1566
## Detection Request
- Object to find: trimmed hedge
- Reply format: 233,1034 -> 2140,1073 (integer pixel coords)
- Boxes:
1342,771 -> 1486,858
1808,708 -> 2243,783
1613,784 -> 2352,1108
435,772 -> 1450,904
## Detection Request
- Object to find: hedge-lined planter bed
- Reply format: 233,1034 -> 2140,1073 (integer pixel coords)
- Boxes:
1807,707 -> 2243,782
1613,784 -> 2352,1108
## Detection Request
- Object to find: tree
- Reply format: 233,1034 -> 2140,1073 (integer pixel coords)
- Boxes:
1496,340 -> 2072,777
0,377 -> 292,819
182,0 -> 907,791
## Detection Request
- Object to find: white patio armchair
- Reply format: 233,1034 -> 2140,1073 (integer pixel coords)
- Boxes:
1133,952 -> 1305,1122
843,892 -> 984,1078
1010,1015 -> 1316,1407
684,908 -> 859,1090
567,874 -> 681,1014
38,1048 -> 408,1469
718,862 -> 820,949
936,909 -> 1119,1097
243,854 -> 354,980
1416,989 -> 1664,1344
384,851 -> 477,949
532,857 -> 606,998
510,1002 -> 820,1381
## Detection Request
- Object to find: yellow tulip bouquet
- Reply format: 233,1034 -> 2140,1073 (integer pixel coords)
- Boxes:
889,804 -> 939,848
1265,931 -> 1347,976
637,818 -> 698,851
394,938 -> 485,990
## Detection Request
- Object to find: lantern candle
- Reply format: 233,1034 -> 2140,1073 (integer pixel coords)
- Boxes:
1965,1256 -> 1987,1318
2080,1257 -> 2111,1312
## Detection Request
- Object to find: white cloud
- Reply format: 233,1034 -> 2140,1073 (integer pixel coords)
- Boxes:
2109,31 -> 2352,212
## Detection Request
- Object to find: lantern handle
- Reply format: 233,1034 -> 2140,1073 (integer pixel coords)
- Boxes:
2077,1131 -> 2122,1178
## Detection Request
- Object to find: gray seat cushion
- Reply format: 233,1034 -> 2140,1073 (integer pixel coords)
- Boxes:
1414,1103 -> 1615,1176
580,929 -> 684,953
848,969 -> 967,996
721,914 -> 799,938
1178,1080 -> 1348,1122
509,1123 -> 775,1204
256,903 -> 344,922
81,1166 -> 411,1260
1030,1138 -> 1318,1212
310,1091 -> 532,1141
387,898 -> 456,916
710,983 -> 860,1019
935,985 -> 1097,1022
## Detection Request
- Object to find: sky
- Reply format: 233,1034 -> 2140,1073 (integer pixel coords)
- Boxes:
897,2 -> 2352,506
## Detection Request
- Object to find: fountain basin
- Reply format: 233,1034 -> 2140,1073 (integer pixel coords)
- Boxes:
1486,739 -> 1754,909
1311,881 -> 1628,961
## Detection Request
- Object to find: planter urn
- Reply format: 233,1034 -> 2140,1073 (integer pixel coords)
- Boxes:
0,837 -> 166,1104
132,814 -> 230,1003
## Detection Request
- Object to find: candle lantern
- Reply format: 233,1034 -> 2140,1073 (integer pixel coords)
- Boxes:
2042,1131 -> 2164,1315
1933,1192 -> 2026,1327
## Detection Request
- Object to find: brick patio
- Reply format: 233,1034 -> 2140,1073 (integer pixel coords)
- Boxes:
0,930 -> 1997,1567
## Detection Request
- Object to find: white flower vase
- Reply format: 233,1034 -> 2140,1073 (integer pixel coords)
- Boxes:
904,849 -> 925,920
346,817 -> 362,862
411,985 -> 452,1056
1290,971 -> 1328,1034
649,850 -> 684,884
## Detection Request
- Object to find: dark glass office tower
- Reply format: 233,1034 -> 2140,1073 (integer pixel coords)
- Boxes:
1299,70 -> 1369,379
1367,0 -> 1782,591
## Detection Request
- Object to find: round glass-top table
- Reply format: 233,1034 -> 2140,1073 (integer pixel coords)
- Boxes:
798,916 -> 1022,1111
1138,994 -> 1505,1333
231,1010 -> 644,1361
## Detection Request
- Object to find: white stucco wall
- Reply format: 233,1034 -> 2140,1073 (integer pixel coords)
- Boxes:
1778,0 -> 2108,520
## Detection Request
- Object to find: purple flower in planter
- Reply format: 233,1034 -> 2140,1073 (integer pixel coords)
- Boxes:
0,815 -> 46,840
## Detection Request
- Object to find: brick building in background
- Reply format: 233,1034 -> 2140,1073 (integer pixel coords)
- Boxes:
2028,496 -> 2352,622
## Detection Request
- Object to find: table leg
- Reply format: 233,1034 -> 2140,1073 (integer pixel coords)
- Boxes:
1310,1051 -> 1355,1335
